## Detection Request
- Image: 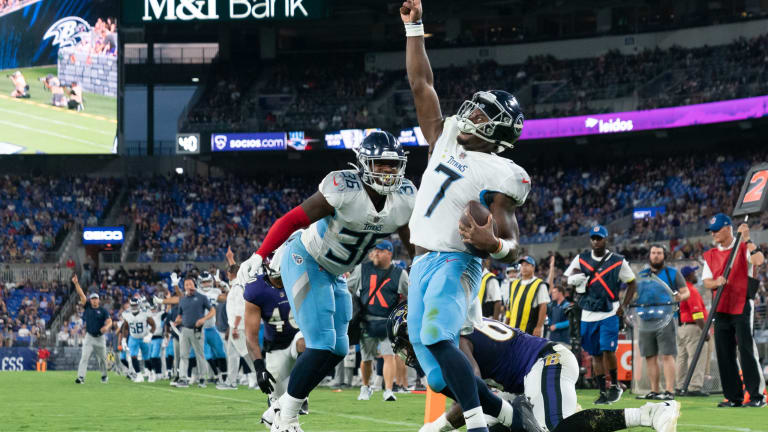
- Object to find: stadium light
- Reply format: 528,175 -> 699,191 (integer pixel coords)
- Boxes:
175,167 -> 184,175
191,77 -> 200,82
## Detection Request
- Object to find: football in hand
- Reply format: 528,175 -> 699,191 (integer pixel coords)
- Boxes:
460,200 -> 498,258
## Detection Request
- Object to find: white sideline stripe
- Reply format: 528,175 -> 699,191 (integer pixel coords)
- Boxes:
145,386 -> 421,428
679,424 -> 766,432
0,119 -> 107,150
0,107 -> 114,135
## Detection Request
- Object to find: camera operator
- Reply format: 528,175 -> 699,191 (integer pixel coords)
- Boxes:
43,74 -> 68,107
8,71 -> 30,98
67,81 -> 83,111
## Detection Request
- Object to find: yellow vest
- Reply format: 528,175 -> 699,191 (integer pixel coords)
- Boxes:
505,278 -> 543,334
477,272 -> 496,302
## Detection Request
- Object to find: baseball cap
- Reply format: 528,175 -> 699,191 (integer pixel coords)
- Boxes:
518,256 -> 536,267
681,266 -> 699,278
705,213 -> 732,232
589,225 -> 608,239
374,240 -> 393,252
88,293 -> 99,299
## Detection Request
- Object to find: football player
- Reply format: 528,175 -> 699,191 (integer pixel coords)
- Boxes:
147,301 -> 165,382
400,2 -> 531,430
196,271 -> 229,384
120,297 -> 156,383
238,131 -> 416,432
389,303 -> 680,432
244,241 -> 307,427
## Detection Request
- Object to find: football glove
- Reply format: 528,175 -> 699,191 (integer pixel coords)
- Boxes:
254,358 -> 276,394
237,253 -> 263,284
170,272 -> 180,287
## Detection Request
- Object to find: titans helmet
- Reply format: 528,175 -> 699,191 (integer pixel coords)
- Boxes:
354,131 -> 407,195
197,271 -> 213,290
387,302 -> 418,368
129,298 -> 140,313
456,90 -> 524,152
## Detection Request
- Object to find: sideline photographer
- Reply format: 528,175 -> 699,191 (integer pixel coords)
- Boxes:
8,71 -> 30,98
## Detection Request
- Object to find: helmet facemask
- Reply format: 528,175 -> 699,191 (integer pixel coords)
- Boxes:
356,152 -> 407,195
456,91 -> 524,152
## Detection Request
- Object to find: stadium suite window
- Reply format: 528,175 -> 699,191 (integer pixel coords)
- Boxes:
123,43 -> 219,64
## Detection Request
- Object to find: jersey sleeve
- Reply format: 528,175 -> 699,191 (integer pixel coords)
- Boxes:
318,171 -> 360,209
491,162 -> 531,206
619,259 -> 635,283
485,278 -> 501,302
534,282 -> 550,306
701,262 -> 713,280
243,281 -> 262,305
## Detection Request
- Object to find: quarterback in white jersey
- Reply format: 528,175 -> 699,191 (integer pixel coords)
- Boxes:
120,298 -> 156,382
401,2 -> 530,431
237,131 -> 415,432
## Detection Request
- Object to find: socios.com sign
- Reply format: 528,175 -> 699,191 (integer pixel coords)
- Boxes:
83,227 -> 125,244
122,0 -> 328,25
211,132 -> 287,152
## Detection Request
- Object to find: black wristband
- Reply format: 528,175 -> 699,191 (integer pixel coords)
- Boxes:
254,358 -> 266,373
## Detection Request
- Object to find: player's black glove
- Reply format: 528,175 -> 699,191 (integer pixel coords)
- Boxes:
254,358 -> 276,394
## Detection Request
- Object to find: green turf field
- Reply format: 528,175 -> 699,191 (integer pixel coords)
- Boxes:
0,66 -> 116,154
0,371 -> 765,431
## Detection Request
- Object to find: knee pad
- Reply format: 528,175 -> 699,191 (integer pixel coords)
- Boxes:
426,368 -> 446,392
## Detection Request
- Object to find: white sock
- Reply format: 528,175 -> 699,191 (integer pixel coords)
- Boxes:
625,407 -> 643,427
464,406 -> 487,430
493,398 -> 512,426
432,413 -> 451,431
278,393 -> 304,420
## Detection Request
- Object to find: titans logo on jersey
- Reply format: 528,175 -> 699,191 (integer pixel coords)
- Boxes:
464,318 -> 550,394
244,275 -> 298,351
301,169 -> 416,276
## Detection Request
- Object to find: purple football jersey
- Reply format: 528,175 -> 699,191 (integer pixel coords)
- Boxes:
243,275 -> 298,351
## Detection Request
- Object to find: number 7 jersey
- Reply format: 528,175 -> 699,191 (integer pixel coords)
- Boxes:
301,169 -> 416,276
409,116 -> 531,253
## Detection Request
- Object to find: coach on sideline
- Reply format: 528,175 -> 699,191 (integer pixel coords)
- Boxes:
175,276 -> 215,388
701,214 -> 766,407
73,274 -> 111,384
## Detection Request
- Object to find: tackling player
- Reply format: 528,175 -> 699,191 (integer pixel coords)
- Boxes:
238,131 -> 416,432
400,2 -> 530,430
244,241 -> 307,427
120,297 -> 156,383
389,304 -> 681,432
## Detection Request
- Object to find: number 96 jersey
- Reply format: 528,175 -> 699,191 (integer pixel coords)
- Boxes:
301,169 -> 416,276
409,116 -> 531,253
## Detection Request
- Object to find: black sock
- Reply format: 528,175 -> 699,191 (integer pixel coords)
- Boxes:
131,357 -> 140,374
208,358 -> 219,377
166,356 -> 173,372
217,358 -> 227,380
156,358 -> 163,374
286,348 -> 344,400
426,340 -> 481,412
596,375 -> 606,392
376,357 -> 384,377
121,358 -> 129,368
552,409 -> 626,432
609,369 -> 617,386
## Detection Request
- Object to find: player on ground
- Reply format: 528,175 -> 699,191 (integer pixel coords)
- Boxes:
120,297 -> 156,383
237,131 -> 416,432
389,304 -> 681,432
400,2 -> 530,430
244,241 -> 307,427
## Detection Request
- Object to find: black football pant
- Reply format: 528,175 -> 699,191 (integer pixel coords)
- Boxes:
714,300 -> 766,404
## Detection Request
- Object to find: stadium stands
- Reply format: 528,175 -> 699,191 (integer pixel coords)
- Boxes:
0,280 -> 67,347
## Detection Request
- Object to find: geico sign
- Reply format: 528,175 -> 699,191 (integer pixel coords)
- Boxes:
83,230 -> 124,241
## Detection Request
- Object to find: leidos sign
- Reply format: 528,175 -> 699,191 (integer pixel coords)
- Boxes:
125,0 -> 326,25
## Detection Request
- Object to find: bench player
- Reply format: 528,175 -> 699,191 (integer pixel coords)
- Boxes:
120,297 -> 156,383
400,1 -> 531,430
237,131 -> 416,432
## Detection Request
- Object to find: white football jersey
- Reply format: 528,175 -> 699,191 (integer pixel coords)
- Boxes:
199,288 -> 222,328
123,311 -> 151,338
409,116 -> 531,252
150,311 -> 164,337
301,170 -> 417,276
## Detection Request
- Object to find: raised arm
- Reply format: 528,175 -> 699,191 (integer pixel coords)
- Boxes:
401,0 -> 443,154
71,274 -> 86,306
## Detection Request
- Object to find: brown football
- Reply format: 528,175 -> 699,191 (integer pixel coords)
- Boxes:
460,200 -> 498,258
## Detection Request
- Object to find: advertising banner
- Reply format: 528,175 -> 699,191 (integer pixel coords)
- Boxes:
82,226 -> 125,244
0,347 -> 38,371
211,132 -> 287,152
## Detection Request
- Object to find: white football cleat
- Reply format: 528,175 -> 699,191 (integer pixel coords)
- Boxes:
270,411 -> 303,432
133,372 -> 144,383
261,405 -> 277,429
357,385 -> 373,401
383,389 -> 397,401
148,372 -> 156,383
641,401 -> 680,432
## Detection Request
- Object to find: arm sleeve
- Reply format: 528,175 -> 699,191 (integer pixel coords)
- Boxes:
619,259 -> 635,283
563,256 -> 581,277
485,278 -> 501,302
554,320 -> 569,330
398,269 -> 409,296
255,206 -> 311,258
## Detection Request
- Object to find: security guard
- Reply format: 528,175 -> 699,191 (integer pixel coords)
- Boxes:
505,256 -> 549,336
73,274 -> 111,384
478,259 -> 502,319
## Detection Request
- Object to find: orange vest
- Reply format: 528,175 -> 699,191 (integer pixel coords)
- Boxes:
702,242 -> 748,315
